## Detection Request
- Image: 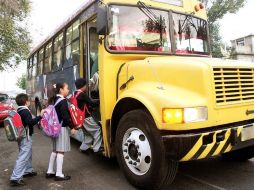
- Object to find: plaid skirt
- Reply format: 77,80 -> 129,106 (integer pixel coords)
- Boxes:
52,127 -> 71,152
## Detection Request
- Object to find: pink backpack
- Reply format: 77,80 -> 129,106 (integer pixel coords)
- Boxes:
40,98 -> 64,138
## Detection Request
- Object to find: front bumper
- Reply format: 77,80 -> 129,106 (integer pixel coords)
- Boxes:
162,119 -> 254,161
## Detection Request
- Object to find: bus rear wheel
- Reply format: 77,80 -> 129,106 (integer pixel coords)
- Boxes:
222,145 -> 254,162
115,110 -> 178,190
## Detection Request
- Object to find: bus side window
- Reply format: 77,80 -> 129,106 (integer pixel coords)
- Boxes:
64,20 -> 80,68
44,42 -> 52,73
38,48 -> 44,75
27,59 -> 31,79
32,53 -> 37,77
52,33 -> 64,71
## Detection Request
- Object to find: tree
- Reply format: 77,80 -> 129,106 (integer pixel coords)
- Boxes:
16,74 -> 27,90
202,0 -> 246,57
0,0 -> 31,71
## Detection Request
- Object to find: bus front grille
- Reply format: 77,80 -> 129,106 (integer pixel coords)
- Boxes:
213,67 -> 254,106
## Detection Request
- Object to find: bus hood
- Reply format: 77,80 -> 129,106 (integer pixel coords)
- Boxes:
120,56 -> 254,130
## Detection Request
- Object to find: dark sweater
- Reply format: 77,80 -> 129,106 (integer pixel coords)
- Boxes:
75,91 -> 99,117
54,96 -> 74,129
17,107 -> 42,136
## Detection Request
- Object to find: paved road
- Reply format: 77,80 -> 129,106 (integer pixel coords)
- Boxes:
0,125 -> 254,190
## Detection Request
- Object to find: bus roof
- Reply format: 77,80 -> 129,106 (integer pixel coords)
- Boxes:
29,0 -> 97,57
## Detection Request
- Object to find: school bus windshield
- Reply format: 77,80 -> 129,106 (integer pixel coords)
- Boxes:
107,5 -> 209,56
107,5 -> 171,52
173,13 -> 209,55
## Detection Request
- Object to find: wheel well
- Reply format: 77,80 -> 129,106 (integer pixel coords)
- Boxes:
111,98 -> 147,144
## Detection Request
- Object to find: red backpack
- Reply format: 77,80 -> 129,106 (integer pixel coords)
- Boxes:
4,108 -> 27,141
69,90 -> 89,128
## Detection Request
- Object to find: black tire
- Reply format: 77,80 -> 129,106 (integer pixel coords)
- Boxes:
222,145 -> 254,161
115,110 -> 178,190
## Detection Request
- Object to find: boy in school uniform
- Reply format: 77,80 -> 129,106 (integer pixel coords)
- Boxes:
10,93 -> 43,187
74,78 -> 103,153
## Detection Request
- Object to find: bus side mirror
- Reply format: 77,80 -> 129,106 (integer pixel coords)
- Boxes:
97,5 -> 107,35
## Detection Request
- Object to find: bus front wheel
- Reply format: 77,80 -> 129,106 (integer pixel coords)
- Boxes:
115,110 -> 178,190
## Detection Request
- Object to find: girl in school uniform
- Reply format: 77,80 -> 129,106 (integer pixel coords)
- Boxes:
46,82 -> 77,181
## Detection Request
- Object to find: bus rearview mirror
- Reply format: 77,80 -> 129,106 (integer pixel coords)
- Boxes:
97,6 -> 107,35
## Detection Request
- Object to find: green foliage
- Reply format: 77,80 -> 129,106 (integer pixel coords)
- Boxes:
16,74 -> 27,90
209,23 -> 223,58
0,0 -> 31,71
203,0 -> 246,57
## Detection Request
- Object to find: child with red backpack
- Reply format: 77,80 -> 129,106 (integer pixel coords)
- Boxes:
45,82 -> 77,181
74,78 -> 103,153
9,94 -> 44,187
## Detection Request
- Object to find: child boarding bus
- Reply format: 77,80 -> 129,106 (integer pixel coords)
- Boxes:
26,0 -> 254,189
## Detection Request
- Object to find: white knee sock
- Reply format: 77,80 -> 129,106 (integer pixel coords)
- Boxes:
56,154 -> 64,177
47,152 -> 57,174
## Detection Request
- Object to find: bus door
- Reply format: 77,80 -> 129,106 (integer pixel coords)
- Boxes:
85,20 -> 100,121
86,20 -> 99,99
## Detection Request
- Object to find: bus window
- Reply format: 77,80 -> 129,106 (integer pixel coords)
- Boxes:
72,39 -> 80,65
38,49 -> 44,75
53,33 -> 64,71
32,53 -> 37,77
44,42 -> 52,73
64,20 -> 80,68
89,27 -> 99,77
27,58 -> 32,79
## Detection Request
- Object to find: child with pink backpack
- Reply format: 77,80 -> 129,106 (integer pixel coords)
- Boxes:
42,82 -> 77,181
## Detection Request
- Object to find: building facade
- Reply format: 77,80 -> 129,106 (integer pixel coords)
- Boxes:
231,34 -> 254,62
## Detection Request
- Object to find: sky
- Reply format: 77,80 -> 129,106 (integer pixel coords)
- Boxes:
219,0 -> 254,42
0,0 -> 253,93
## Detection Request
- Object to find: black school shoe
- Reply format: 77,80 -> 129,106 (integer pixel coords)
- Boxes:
45,173 -> 56,179
54,175 -> 71,181
79,149 -> 91,155
10,179 -> 26,187
94,147 -> 104,155
23,171 -> 37,178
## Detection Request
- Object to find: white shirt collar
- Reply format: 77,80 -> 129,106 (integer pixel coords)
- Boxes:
57,94 -> 64,98
18,106 -> 29,109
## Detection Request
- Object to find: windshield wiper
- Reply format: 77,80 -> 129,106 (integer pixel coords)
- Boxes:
137,1 -> 164,46
137,1 -> 158,24
179,14 -> 197,35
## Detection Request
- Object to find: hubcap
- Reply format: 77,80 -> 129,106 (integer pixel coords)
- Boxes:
122,128 -> 152,176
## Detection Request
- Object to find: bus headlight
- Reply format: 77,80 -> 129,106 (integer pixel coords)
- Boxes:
162,107 -> 208,124
184,107 -> 208,123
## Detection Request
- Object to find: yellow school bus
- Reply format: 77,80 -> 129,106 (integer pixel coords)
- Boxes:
27,0 -> 254,189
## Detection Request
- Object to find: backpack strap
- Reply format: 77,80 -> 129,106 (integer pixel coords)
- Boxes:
74,90 -> 83,98
54,97 -> 65,107
17,107 -> 29,113
17,107 -> 30,139
84,105 -> 91,115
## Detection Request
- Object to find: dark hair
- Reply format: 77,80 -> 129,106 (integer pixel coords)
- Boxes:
55,82 -> 67,94
75,78 -> 87,89
47,96 -> 55,105
16,93 -> 29,106
49,82 -> 67,103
